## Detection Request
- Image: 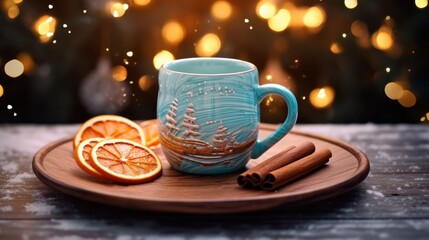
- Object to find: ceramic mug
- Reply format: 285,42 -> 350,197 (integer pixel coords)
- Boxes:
157,57 -> 298,174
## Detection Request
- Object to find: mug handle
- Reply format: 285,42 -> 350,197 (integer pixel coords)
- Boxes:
251,83 -> 298,159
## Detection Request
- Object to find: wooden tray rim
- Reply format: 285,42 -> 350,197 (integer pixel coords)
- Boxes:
32,124 -> 370,212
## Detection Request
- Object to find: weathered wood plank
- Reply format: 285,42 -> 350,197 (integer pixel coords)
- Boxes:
0,219 -> 428,239
1,124 -> 428,239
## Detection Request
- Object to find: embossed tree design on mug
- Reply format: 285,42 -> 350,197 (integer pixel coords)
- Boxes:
157,57 -> 298,174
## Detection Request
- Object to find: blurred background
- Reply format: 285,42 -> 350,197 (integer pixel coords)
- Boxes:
0,0 -> 428,124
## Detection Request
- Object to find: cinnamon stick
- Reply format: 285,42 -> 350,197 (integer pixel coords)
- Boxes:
237,141 -> 315,187
237,145 -> 295,188
260,148 -> 332,191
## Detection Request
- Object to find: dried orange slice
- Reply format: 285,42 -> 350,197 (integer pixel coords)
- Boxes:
73,115 -> 146,149
139,119 -> 160,148
74,138 -> 104,178
89,139 -> 162,184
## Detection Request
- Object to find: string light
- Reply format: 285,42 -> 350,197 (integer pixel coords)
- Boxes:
211,1 -> 233,20
195,33 -> 221,57
126,51 -> 133,57
162,20 -> 185,45
309,87 -> 335,108
268,9 -> 291,32
256,0 -> 277,19
153,50 -> 175,70
4,59 -> 24,78
112,65 -> 127,81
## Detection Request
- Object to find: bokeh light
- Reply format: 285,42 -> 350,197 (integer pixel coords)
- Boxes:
195,33 -> 221,57
138,75 -> 153,91
344,0 -> 358,9
6,3 -> 20,19
211,1 -> 232,20
133,0 -> 151,6
153,50 -> 175,70
256,0 -> 277,19
371,26 -> 394,51
384,82 -> 403,100
4,59 -> 24,78
34,15 -> 57,42
330,42 -> 342,54
110,2 -> 128,18
0,84 -> 4,97
162,20 -> 185,45
309,87 -> 335,108
415,0 -> 428,9
303,6 -> 325,28
112,65 -> 127,81
16,53 -> 35,75
398,90 -> 416,107
268,9 -> 291,32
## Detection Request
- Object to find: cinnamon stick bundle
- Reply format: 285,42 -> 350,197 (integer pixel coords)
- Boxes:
260,148 -> 332,191
237,141 -> 315,188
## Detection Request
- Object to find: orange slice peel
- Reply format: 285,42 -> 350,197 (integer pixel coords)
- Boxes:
73,115 -> 146,149
89,138 -> 162,184
74,138 -> 105,178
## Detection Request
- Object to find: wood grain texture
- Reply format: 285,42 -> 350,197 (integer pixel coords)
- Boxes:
1,123 -> 428,239
32,125 -> 369,214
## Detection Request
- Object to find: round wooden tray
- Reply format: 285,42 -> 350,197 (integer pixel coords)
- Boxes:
33,124 -> 370,214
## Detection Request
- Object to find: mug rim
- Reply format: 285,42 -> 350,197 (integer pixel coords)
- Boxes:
161,57 -> 257,76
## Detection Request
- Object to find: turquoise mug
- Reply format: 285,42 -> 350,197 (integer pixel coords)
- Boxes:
157,57 -> 298,174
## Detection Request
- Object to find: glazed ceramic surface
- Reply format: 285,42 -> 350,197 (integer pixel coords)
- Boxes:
157,58 -> 297,174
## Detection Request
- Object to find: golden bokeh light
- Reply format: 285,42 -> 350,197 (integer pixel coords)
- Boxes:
344,0 -> 358,9
384,82 -> 403,100
309,87 -> 335,109
211,1 -> 233,20
303,6 -> 326,28
162,20 -> 186,45
17,53 -> 35,75
110,2 -> 127,18
112,65 -> 127,81
268,9 -> 291,32
13,0 -> 23,3
415,0 -> 428,8
7,4 -> 20,19
4,59 -> 24,78
153,50 -> 175,70
371,26 -> 394,50
133,0 -> 151,6
138,75 -> 153,91
398,90 -> 416,107
351,20 -> 367,37
330,42 -> 342,54
34,15 -> 57,42
256,0 -> 277,19
0,84 -> 4,97
195,33 -> 221,57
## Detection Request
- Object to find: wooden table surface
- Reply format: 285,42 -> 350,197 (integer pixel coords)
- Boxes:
1,124 -> 428,239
